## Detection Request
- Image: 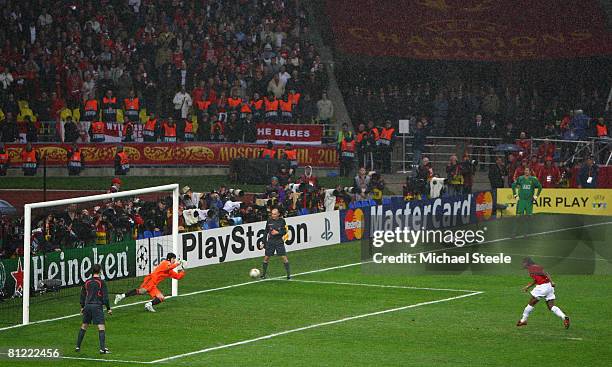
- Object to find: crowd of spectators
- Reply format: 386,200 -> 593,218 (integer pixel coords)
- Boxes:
0,0 -> 333,144
340,63 -> 610,140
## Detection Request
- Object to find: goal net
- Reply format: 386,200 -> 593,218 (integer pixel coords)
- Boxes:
0,184 -> 179,327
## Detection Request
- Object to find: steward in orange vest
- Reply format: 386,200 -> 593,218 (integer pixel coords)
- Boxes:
114,145 -> 130,175
0,144 -> 9,176
211,120 -> 225,142
183,119 -> 194,141
21,143 -> 40,176
260,141 -> 277,159
227,95 -> 242,110
279,98 -> 293,122
355,123 -> 368,168
264,95 -> 279,122
82,97 -> 99,121
339,135 -> 356,177
162,118 -> 178,142
90,120 -> 106,142
67,144 -> 83,175
101,90 -> 118,122
123,91 -> 140,122
251,94 -> 264,122
378,120 -> 396,174
280,143 -> 298,174
143,113 -> 158,142
239,101 -> 252,119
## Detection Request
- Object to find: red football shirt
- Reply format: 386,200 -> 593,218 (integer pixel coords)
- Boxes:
527,264 -> 550,285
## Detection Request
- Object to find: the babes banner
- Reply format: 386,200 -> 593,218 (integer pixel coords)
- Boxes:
256,123 -> 323,145
327,0 -> 612,61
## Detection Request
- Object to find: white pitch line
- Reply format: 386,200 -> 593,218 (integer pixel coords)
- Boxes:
59,355 -> 151,364
149,291 -> 483,364
276,278 -> 481,293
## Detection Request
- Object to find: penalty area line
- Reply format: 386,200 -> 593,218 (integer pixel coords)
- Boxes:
275,278 -> 482,293
149,291 -> 483,363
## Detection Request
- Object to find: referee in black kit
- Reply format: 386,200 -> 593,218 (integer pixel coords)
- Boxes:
261,208 -> 291,279
76,264 -> 112,354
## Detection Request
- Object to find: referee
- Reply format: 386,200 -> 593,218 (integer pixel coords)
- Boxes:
261,208 -> 291,279
76,264 -> 112,354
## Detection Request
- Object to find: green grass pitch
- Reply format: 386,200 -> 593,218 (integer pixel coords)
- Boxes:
1,230 -> 612,366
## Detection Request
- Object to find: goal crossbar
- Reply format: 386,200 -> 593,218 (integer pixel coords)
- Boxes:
22,184 -> 180,325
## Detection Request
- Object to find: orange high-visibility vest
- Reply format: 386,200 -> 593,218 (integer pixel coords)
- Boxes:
265,98 -> 279,113
596,124 -> 608,137
102,96 -> 118,121
260,148 -> 276,159
124,98 -> 140,120
279,100 -> 293,114
21,150 -> 37,168
102,96 -> 117,105
356,131 -> 368,143
144,118 -> 157,137
83,99 -> 99,120
162,122 -> 177,138
379,127 -> 395,146
369,128 -> 380,141
341,139 -> 356,158
117,151 -> 129,165
240,103 -> 252,114
288,92 -> 301,105
252,99 -> 264,111
69,150 -> 82,168
228,97 -> 242,108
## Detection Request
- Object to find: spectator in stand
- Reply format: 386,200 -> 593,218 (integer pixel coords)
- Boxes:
488,156 -> 507,190
577,156 -> 598,188
173,86 -> 192,121
0,143 -> 9,175
446,154 -> 463,197
536,139 -> 556,161
412,120 -> 427,169
516,131 -> 531,160
317,91 -> 334,126
460,153 -> 477,194
353,167 -> 372,200
470,114 -> 487,170
64,116 -> 79,143
528,155 -> 542,178
538,157 -> 560,188
1,112 -> 19,142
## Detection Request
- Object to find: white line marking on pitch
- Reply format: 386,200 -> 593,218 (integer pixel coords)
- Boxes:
149,291 -> 484,364
58,356 -> 150,364
276,278 -> 481,293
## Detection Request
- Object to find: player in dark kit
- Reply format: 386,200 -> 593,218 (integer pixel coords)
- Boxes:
517,257 -> 570,329
261,208 -> 291,279
76,264 -> 112,354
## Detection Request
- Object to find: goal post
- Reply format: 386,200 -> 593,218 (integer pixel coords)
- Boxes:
21,184 -> 180,325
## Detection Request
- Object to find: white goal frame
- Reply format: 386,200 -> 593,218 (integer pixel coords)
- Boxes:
22,184 -> 180,325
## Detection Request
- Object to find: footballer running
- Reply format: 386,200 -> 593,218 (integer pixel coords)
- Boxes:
517,257 -> 570,329
114,253 -> 186,312
260,208 -> 291,279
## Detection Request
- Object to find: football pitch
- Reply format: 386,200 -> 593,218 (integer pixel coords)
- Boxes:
1,227 -> 612,367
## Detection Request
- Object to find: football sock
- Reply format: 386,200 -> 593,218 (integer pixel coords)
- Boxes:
152,297 -> 162,306
98,330 -> 106,349
125,289 -> 138,297
76,328 -> 86,348
262,262 -> 269,276
284,262 -> 291,277
550,306 -> 566,319
521,304 -> 534,322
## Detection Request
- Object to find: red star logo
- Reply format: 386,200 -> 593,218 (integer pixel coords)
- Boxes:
11,258 -> 24,295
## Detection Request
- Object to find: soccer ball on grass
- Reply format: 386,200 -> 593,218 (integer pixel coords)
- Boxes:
249,268 -> 261,279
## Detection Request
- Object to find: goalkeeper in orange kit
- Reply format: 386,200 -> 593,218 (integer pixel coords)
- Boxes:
114,253 -> 186,312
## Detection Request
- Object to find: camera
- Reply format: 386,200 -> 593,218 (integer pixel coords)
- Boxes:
228,188 -> 244,197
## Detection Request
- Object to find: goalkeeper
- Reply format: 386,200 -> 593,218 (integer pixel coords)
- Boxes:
511,167 -> 542,216
114,253 -> 186,312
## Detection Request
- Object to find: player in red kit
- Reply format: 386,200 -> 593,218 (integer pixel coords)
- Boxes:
114,253 -> 186,312
517,257 -> 570,328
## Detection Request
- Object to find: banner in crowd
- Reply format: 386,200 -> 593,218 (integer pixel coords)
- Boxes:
256,123 -> 323,145
339,191 -> 494,242
0,241 -> 135,298
135,211 -> 341,275
327,0 -> 612,60
496,188 -> 612,216
4,143 -> 339,168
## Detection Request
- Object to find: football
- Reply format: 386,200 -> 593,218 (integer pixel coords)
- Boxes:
249,268 -> 261,279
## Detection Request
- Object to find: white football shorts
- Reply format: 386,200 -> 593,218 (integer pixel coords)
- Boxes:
530,282 -> 555,301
